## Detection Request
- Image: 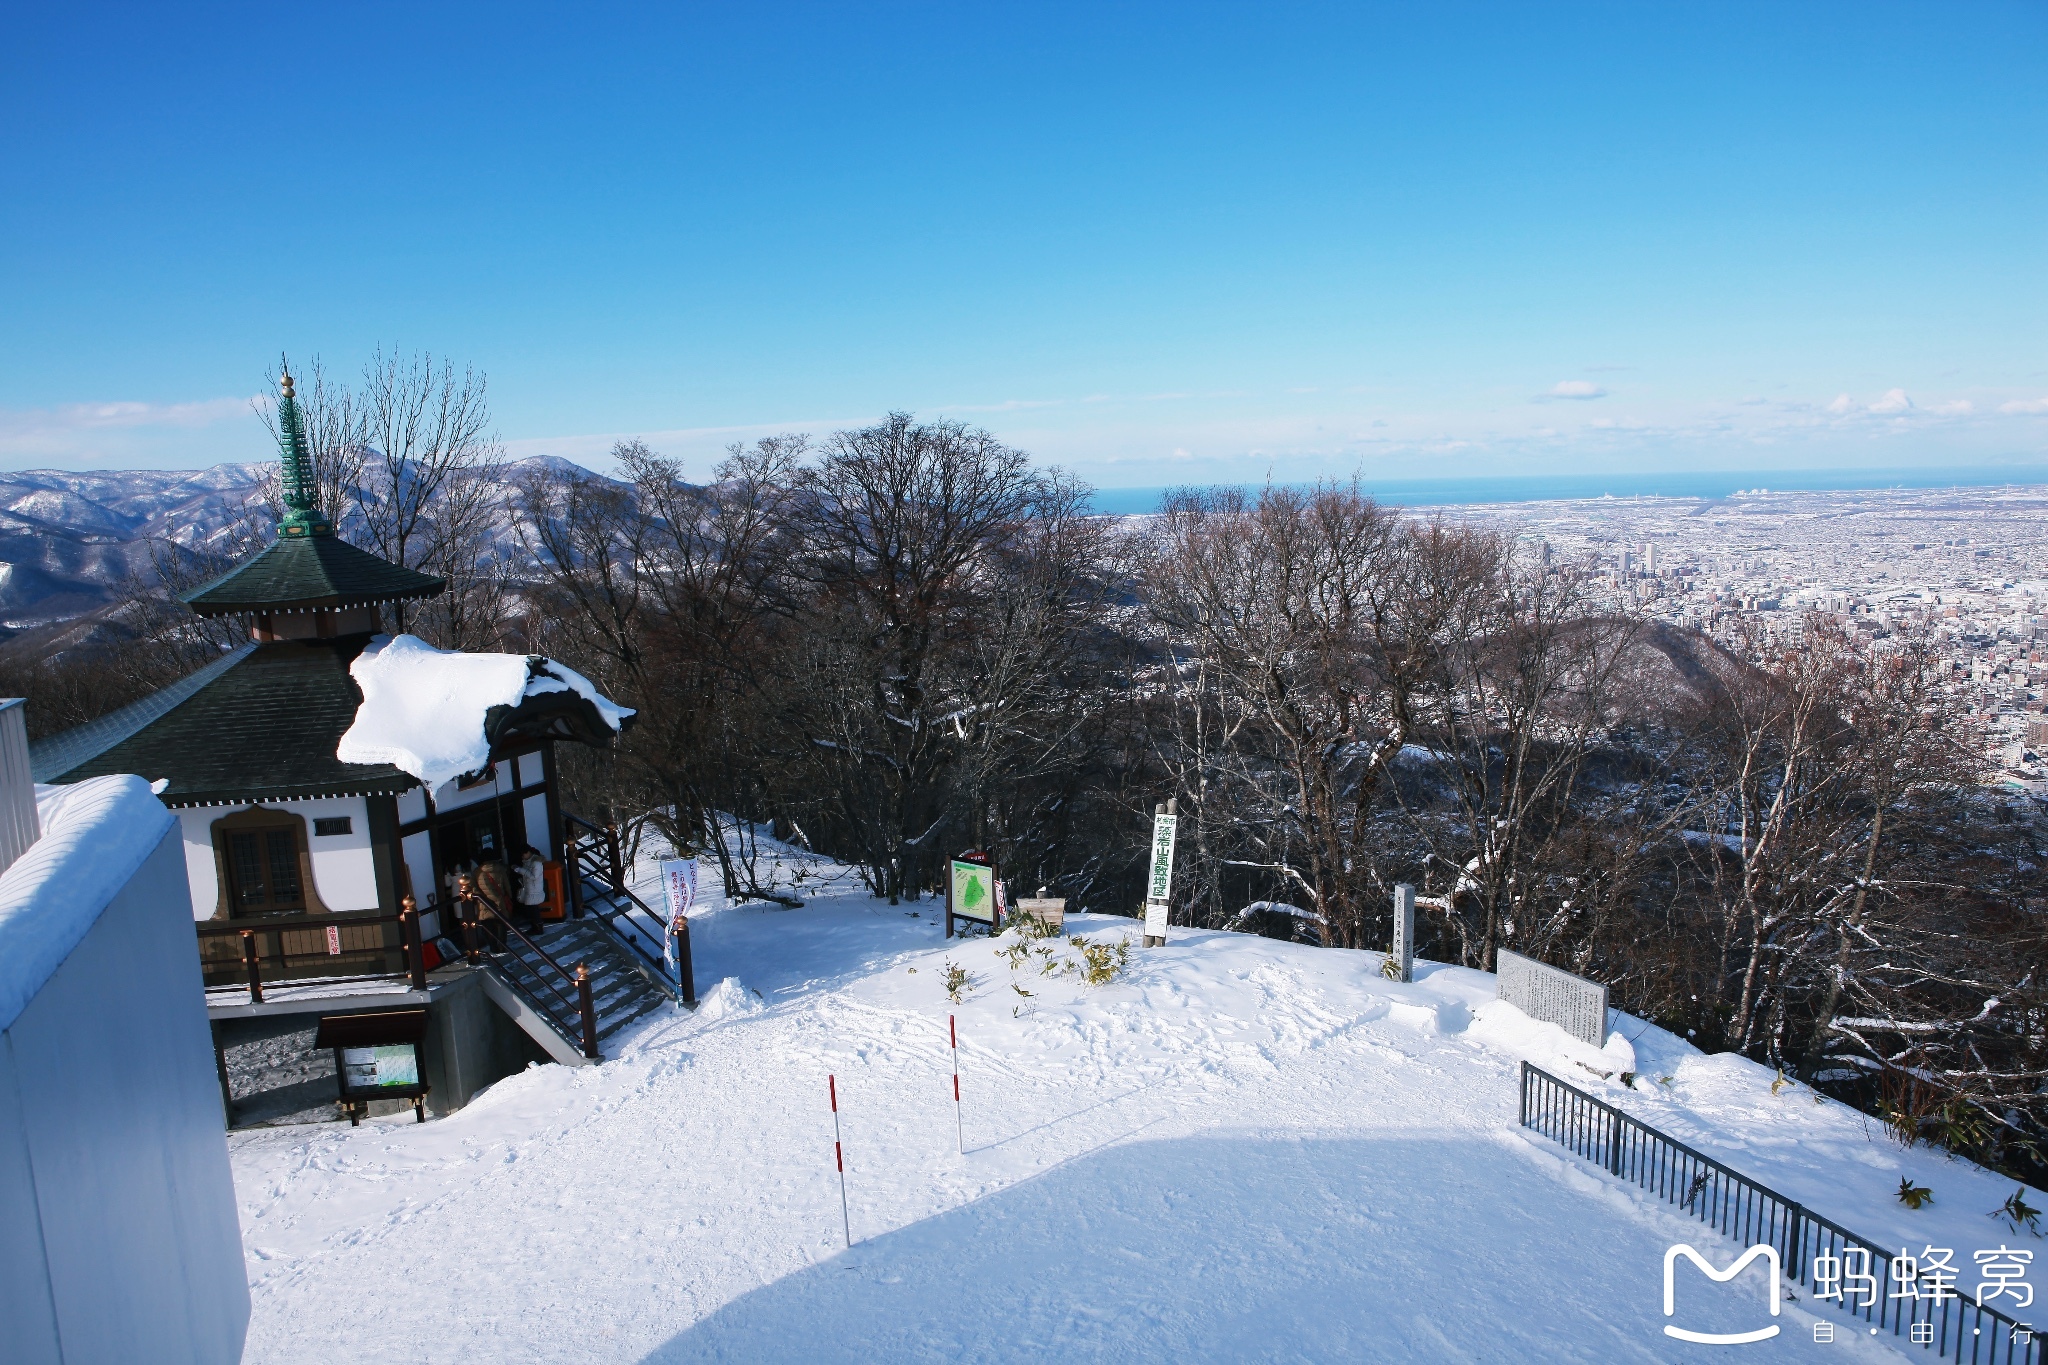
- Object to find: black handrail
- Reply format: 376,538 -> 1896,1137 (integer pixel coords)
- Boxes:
460,889 -> 597,1057
562,813 -> 695,1007
1519,1062 -> 2041,1363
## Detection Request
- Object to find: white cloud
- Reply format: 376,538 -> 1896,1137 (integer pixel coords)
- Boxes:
1998,397 -> 2048,415
1867,388 -> 1913,414
1825,393 -> 1853,414
1933,400 -> 1974,415
0,394 -> 263,467
1544,380 -> 1606,400
0,394 -> 253,441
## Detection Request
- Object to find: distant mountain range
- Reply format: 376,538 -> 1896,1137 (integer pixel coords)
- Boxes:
0,463 -> 273,625
0,455 -> 595,645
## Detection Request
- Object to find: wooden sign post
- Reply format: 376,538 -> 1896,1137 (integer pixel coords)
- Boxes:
1143,799 -> 1177,947
1390,884 -> 1415,983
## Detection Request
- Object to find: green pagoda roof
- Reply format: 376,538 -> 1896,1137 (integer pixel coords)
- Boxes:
179,363 -> 445,616
29,637 -> 420,807
181,533 -> 445,616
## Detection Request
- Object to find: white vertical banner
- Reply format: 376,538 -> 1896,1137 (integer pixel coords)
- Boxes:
1147,811 -> 1177,903
659,857 -> 697,968
1145,809 -> 1177,940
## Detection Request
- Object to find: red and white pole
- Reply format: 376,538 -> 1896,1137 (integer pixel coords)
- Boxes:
829,1074 -> 851,1247
950,1013 -> 963,1155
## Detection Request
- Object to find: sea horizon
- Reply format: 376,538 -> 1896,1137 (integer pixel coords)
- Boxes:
1086,463 -> 2048,516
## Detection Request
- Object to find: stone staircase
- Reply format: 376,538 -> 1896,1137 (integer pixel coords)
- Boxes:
477,916 -> 677,1065
473,812 -> 697,1065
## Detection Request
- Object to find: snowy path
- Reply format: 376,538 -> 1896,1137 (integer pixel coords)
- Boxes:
230,896 -> 1939,1363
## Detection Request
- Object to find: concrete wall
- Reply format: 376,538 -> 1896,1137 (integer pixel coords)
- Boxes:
417,969 -> 551,1115
0,829 -> 249,1364
212,970 -> 549,1125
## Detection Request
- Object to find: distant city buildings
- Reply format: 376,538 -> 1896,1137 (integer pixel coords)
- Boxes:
1455,485 -> 2048,797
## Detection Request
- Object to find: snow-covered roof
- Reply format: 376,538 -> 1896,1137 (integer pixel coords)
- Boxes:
337,633 -> 634,789
0,775 -> 176,1033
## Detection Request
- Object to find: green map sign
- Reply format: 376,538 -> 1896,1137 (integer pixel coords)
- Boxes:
950,860 -> 997,924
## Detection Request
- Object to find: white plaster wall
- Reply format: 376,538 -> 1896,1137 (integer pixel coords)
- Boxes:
0,830 -> 250,1364
430,773 -> 500,814
177,809 -> 218,922
282,795 -> 376,910
175,795 -> 379,917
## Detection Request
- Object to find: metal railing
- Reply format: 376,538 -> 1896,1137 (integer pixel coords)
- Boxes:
457,889 -> 600,1059
199,906 -> 426,1004
1519,1062 -> 2041,1363
563,812 -> 695,1007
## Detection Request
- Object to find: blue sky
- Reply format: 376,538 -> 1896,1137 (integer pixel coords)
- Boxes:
2,2 -> 2043,485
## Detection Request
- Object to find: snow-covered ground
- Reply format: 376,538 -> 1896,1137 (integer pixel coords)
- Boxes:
228,853 -> 2038,1363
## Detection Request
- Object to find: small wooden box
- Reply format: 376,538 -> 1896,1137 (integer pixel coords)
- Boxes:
1014,898 -> 1066,933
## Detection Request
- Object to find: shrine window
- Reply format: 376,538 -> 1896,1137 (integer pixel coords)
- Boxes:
211,808 -> 322,918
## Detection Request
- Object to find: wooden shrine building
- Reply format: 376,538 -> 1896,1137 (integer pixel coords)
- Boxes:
30,366 -> 689,1124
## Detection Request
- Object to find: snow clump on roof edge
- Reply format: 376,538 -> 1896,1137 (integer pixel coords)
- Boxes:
337,633 -> 634,790
0,775 -> 175,1033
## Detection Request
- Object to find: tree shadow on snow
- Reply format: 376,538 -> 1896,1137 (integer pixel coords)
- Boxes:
643,1134 -> 1834,1364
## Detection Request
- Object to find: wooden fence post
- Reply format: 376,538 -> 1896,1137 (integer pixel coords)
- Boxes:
240,929 -> 263,1004
401,898 -> 427,990
576,963 -> 600,1059
675,918 -> 697,1008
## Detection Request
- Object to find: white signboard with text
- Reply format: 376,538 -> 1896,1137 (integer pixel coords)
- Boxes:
1146,812 -> 1177,903
1497,948 -> 1608,1047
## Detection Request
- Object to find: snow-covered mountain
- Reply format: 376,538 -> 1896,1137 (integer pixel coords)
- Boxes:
0,463 -> 271,625
0,456 -> 599,631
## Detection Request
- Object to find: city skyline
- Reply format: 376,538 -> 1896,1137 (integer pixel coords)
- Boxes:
3,2 -> 2043,483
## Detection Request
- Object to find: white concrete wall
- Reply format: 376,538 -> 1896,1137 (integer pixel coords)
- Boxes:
0,829 -> 249,1364
176,795 -> 378,918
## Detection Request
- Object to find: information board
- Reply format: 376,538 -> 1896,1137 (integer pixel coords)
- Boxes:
340,1043 -> 420,1090
950,860 -> 997,924
1496,949 -> 1609,1047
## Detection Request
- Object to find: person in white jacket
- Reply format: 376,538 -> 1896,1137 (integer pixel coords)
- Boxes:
515,845 -> 549,937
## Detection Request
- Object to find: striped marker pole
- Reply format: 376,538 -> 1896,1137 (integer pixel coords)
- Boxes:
950,1014 -> 963,1155
829,1074 -> 851,1247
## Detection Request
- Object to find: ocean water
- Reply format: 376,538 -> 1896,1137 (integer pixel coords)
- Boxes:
1085,464 -> 2048,516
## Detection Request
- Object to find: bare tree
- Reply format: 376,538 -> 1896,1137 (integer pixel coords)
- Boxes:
519,437 -> 808,904
1143,483 -> 1504,948
357,349 -> 506,639
785,413 -> 1073,901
